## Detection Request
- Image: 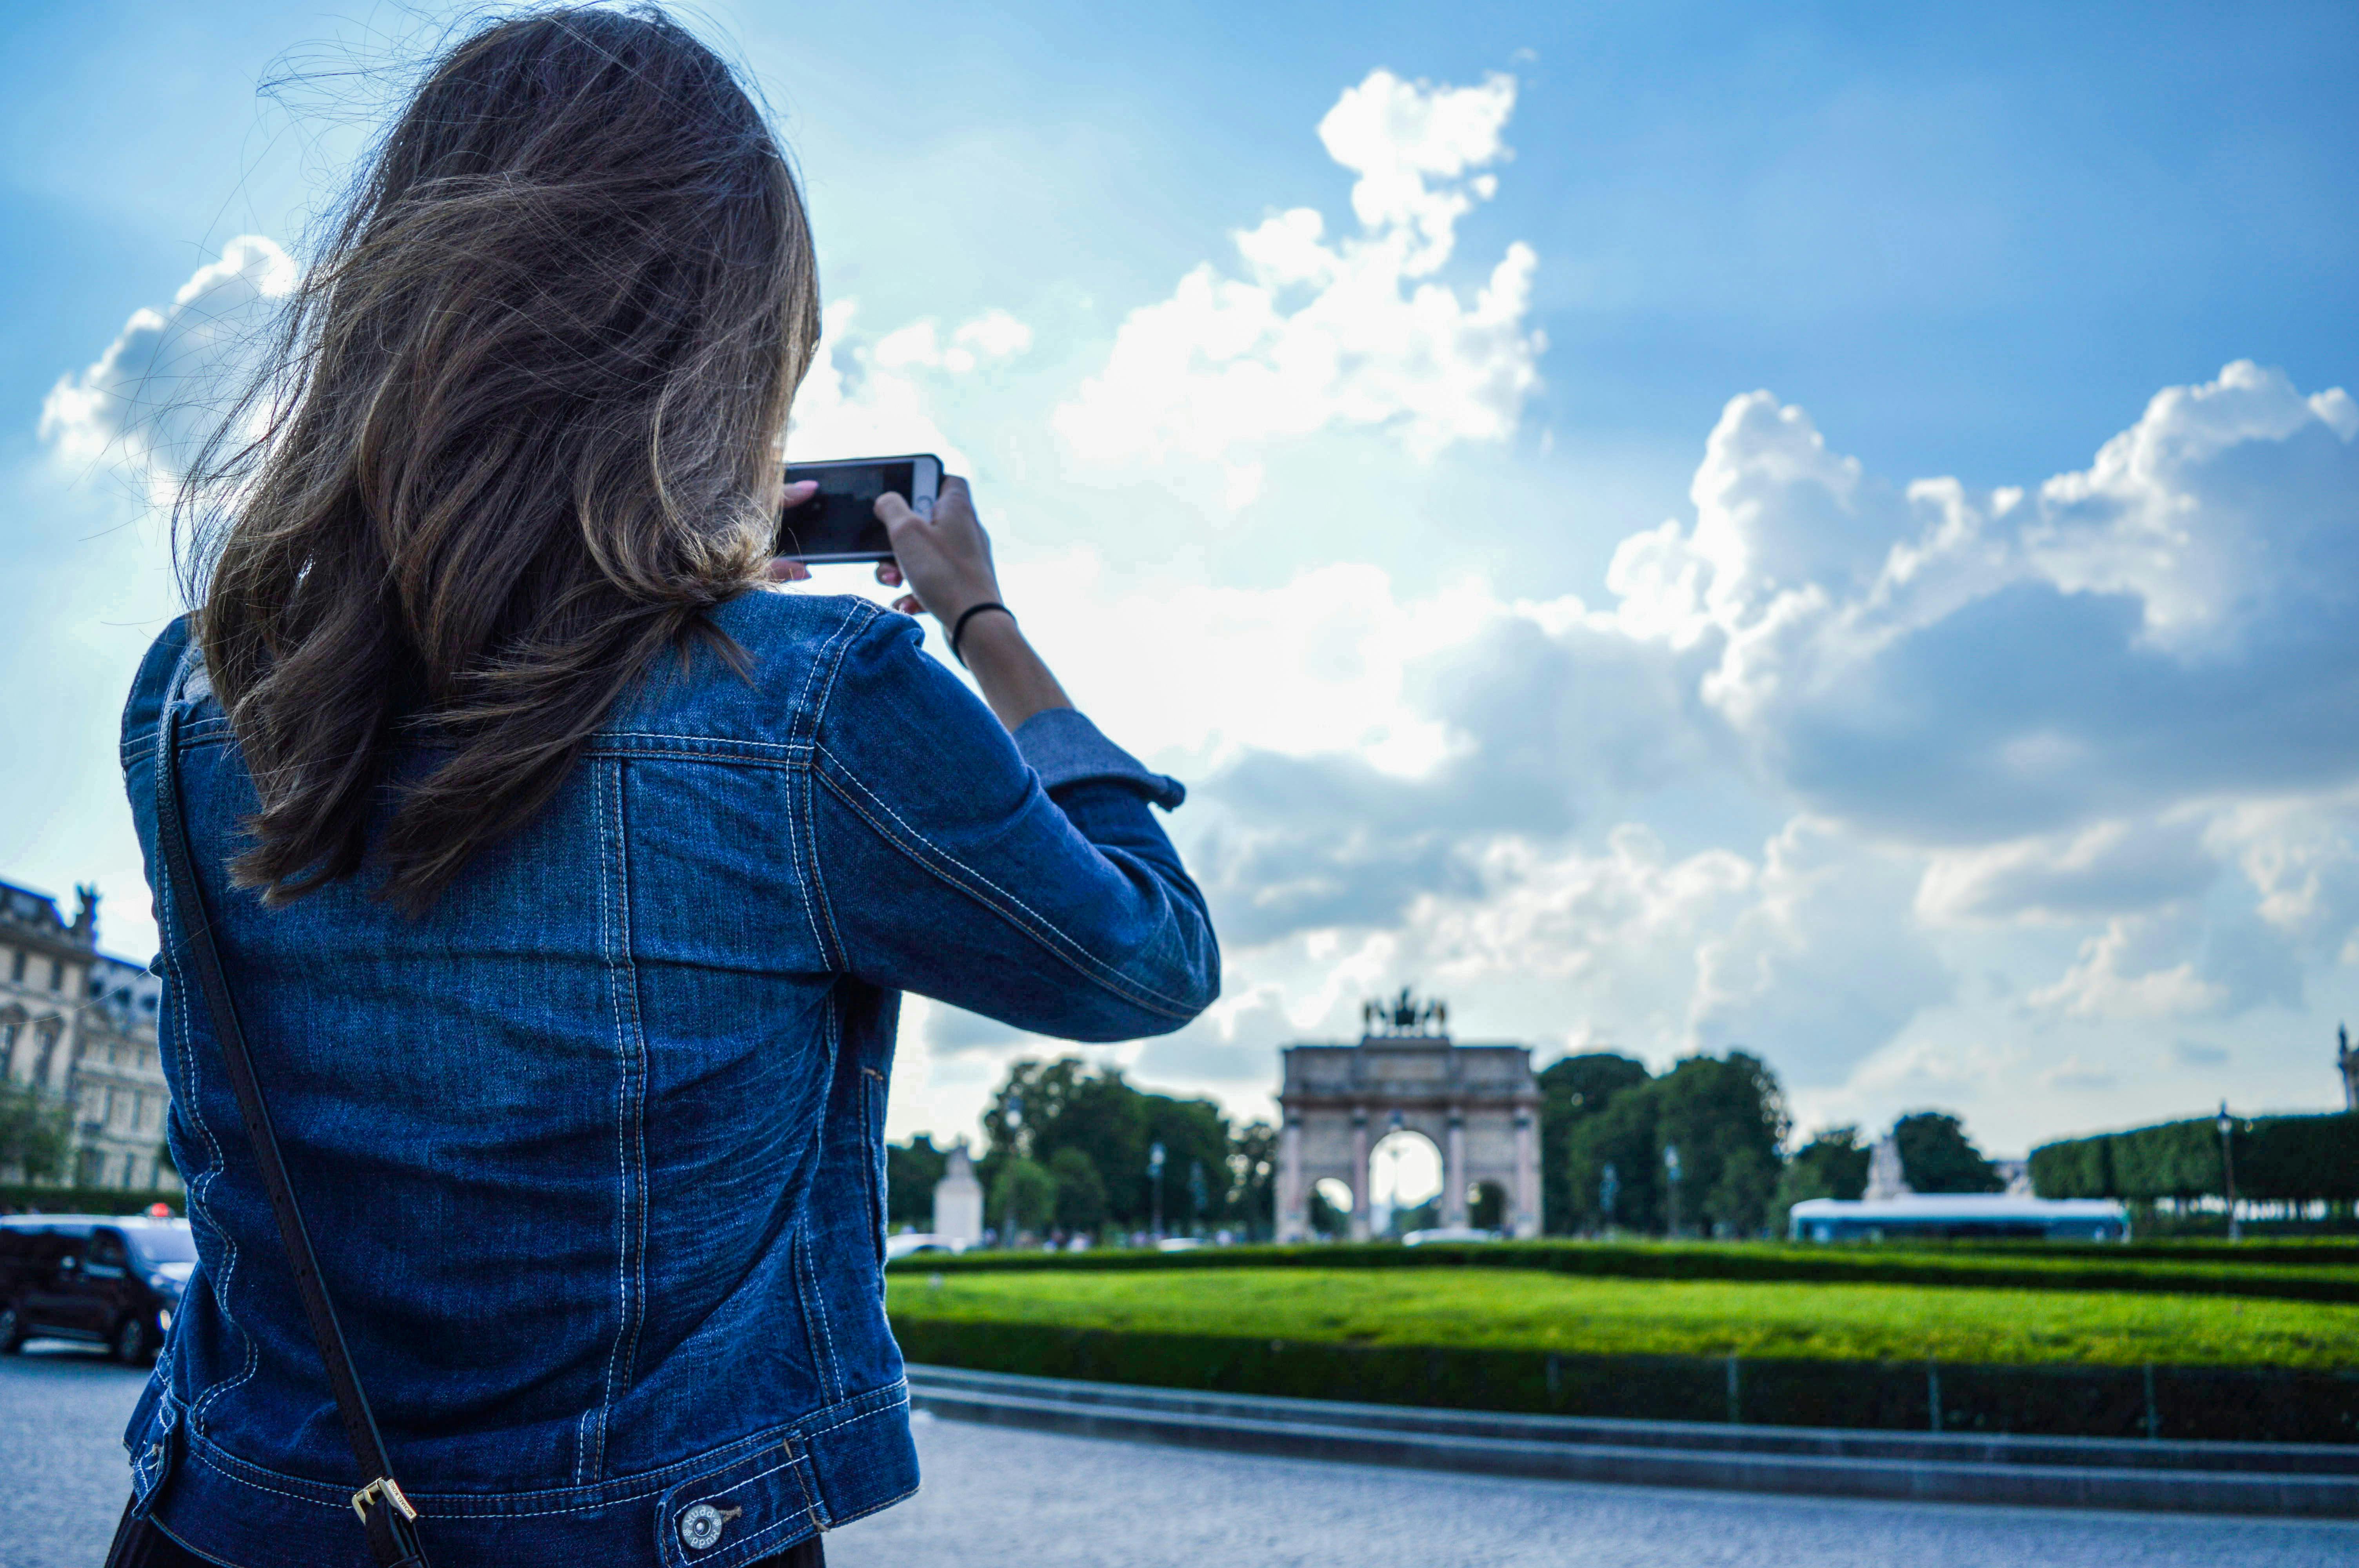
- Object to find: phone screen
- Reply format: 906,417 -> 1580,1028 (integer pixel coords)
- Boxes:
776,461 -> 915,561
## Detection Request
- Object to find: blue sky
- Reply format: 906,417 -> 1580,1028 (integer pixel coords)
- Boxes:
5,1 -> 2356,1158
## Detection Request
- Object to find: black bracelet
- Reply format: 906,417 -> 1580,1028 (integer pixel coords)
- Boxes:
949,602 -> 1014,666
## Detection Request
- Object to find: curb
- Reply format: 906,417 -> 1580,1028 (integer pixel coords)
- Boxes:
907,1365 -> 2359,1517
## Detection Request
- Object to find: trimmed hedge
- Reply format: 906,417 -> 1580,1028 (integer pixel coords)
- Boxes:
0,1184 -> 182,1217
2032,1114 -> 2359,1203
892,1238 -> 2359,1304
894,1318 -> 2359,1445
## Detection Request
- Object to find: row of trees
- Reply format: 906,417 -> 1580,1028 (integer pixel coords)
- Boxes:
890,1050 -> 2018,1242
886,1058 -> 1275,1239
1539,1051 -> 2001,1237
2030,1113 -> 2359,1202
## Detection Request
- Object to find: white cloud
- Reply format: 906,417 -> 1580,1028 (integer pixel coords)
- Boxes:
1052,69 -> 1541,504
1688,817 -> 1950,1083
2028,915 -> 2226,1020
869,307 -> 1032,375
39,235 -> 297,499
1917,817 -> 2219,924
1604,363 -> 2359,840
786,300 -> 1036,469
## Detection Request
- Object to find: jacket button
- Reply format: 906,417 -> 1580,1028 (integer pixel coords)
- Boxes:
678,1503 -> 727,1551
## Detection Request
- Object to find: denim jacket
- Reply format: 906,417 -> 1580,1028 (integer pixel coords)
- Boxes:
117,588 -> 1218,1567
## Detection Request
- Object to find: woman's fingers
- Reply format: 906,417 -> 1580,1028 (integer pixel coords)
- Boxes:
764,558 -> 812,581
892,594 -> 923,615
783,478 -> 820,504
876,562 -> 904,587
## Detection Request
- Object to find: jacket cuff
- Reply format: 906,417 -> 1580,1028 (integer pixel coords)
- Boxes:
1013,708 -> 1187,811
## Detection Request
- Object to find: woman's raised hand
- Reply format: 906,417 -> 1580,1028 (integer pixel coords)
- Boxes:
872,475 -> 1000,622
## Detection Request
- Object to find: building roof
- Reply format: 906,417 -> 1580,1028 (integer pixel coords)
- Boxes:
0,880 -> 71,938
85,952 -> 162,1032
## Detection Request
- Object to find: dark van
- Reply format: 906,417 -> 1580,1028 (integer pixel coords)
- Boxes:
0,1214 -> 194,1364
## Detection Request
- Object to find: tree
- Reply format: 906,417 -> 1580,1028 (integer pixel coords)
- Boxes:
1652,1051 -> 1788,1238
885,1135 -> 949,1228
1771,1126 -> 1870,1232
1538,1053 -> 1650,1233
1140,1093 -> 1230,1232
0,1081 -> 73,1182
1893,1112 -> 2002,1193
1704,1147 -> 1781,1237
1565,1083 -> 1661,1232
1564,1051 -> 1789,1237
1227,1121 -> 1278,1239
987,1155 -> 1057,1240
1049,1147 -> 1109,1232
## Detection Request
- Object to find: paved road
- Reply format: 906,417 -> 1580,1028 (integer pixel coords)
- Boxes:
6,1347 -> 2354,1568
0,1345 -> 147,1568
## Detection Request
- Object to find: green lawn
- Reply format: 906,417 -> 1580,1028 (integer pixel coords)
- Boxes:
887,1266 -> 2359,1370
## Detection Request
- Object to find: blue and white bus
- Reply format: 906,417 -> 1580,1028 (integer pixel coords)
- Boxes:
1787,1194 -> 2130,1243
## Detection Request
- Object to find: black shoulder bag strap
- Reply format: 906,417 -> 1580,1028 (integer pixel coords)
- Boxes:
155,702 -> 431,1568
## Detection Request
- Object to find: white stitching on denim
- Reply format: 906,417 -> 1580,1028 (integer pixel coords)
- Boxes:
613,762 -> 651,1437
786,1437 -> 821,1517
588,761 -> 626,1482
805,601 -> 875,734
814,757 -> 1198,1017
820,751 -> 1196,1014
802,767 -> 847,967
789,600 -> 874,746
800,1387 -> 909,1439
805,1013 -> 846,1399
190,1438 -> 678,1521
184,1412 -> 860,1518
598,731 -> 806,756
782,751 -> 833,973
678,1451 -> 800,1507
189,1445 -> 345,1508
792,603 -> 879,965
157,694 -> 254,1432
584,746 -> 799,770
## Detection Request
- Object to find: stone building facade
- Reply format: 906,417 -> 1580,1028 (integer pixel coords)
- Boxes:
1275,993 -> 1541,1242
0,878 -> 176,1192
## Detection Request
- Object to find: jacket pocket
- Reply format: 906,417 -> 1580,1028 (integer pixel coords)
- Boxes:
654,1434 -> 821,1568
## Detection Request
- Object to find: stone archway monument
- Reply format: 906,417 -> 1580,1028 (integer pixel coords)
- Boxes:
1276,991 -> 1542,1242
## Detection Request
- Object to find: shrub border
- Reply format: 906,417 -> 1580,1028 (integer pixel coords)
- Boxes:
891,1318 -> 2359,1445
891,1238 -> 2359,1303
0,1184 -> 182,1218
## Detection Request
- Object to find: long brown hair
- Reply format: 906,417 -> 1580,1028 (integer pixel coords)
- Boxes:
181,6 -> 818,912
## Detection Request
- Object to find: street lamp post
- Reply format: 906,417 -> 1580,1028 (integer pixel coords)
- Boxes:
2217,1102 -> 2240,1244
1001,1091 -> 1024,1249
1147,1141 -> 1166,1240
1663,1145 -> 1683,1240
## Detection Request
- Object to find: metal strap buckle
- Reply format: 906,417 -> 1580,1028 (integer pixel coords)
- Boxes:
352,1476 -> 419,1524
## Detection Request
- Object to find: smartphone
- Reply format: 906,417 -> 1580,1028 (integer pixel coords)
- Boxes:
776,454 -> 941,563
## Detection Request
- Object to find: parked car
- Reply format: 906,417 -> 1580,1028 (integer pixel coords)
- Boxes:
1401,1226 -> 1499,1246
0,1214 -> 194,1364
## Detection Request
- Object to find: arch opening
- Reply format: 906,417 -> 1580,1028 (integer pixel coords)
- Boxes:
1468,1179 -> 1508,1233
1310,1177 -> 1354,1236
1370,1128 -> 1442,1236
